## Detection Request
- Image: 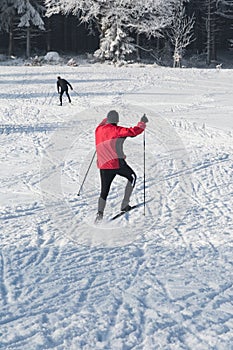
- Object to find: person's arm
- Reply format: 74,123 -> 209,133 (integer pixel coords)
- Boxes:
116,115 -> 148,138
57,81 -> 60,93
67,81 -> 73,90
115,121 -> 146,138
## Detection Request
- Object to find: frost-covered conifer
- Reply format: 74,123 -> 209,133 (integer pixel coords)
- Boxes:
0,0 -> 15,32
44,0 -> 62,16
94,23 -> 135,62
0,1 -> 17,55
15,0 -> 45,30
1,0 -> 45,57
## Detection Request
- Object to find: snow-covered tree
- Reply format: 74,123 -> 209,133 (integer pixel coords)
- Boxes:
166,0 -> 195,67
126,0 -> 176,37
44,0 -> 181,62
44,0 -> 63,16
16,0 -> 45,57
122,0 -> 180,61
0,0 -> 45,57
45,0 -> 136,61
94,22 -> 135,62
0,0 -> 14,32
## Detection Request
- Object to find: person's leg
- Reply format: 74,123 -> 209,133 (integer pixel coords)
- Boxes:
117,164 -> 137,211
60,90 -> 64,105
97,169 -> 116,214
65,89 -> 71,103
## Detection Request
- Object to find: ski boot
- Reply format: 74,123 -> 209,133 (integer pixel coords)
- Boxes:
95,211 -> 103,223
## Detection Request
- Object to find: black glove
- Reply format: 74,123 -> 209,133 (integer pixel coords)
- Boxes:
141,114 -> 148,123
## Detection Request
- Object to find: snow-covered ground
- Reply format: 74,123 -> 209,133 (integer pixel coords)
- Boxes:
0,61 -> 232,349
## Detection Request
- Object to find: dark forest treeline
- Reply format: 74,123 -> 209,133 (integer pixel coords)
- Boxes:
0,1 -> 233,66
0,14 -> 99,57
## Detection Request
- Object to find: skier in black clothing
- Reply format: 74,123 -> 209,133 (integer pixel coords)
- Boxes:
57,76 -> 73,106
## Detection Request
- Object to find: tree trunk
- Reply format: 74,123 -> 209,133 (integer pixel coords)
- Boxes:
212,26 -> 217,61
206,0 -> 211,65
206,0 -> 218,65
136,33 -> 141,61
8,18 -> 14,56
26,27 -> 30,58
8,30 -> 13,56
46,18 -> 51,52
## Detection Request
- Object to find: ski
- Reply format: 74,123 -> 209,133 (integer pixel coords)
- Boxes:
111,204 -> 141,221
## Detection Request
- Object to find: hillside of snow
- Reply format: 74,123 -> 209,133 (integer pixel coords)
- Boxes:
0,61 -> 232,349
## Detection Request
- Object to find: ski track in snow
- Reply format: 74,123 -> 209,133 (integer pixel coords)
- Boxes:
0,63 -> 233,349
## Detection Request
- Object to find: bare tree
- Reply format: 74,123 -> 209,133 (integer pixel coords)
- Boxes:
126,0 -> 179,61
166,0 -> 195,67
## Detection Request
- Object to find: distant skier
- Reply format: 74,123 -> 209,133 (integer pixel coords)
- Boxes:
95,110 -> 148,222
57,76 -> 73,106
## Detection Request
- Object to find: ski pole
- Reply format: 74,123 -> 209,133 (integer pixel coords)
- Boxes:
73,89 -> 81,97
143,130 -> 146,216
48,92 -> 56,105
78,151 -> 96,196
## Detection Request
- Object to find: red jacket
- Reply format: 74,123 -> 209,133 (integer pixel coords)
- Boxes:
95,118 -> 146,169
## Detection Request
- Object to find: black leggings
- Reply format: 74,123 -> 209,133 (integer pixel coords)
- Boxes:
60,89 -> 71,103
100,164 -> 136,201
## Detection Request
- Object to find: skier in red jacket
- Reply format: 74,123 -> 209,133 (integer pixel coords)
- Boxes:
95,110 -> 148,222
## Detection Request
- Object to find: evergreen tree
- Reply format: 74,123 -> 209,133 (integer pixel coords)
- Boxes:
16,0 -> 45,57
1,0 -> 231,63
190,0 -> 220,64
0,0 -> 14,32
0,0 -> 45,57
94,22 -> 135,62
216,0 -> 233,50
0,0 -> 17,55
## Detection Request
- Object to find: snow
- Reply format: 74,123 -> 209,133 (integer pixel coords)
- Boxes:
44,52 -> 61,62
0,60 -> 232,349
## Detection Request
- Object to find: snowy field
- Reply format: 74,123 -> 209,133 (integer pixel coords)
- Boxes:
0,60 -> 233,349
